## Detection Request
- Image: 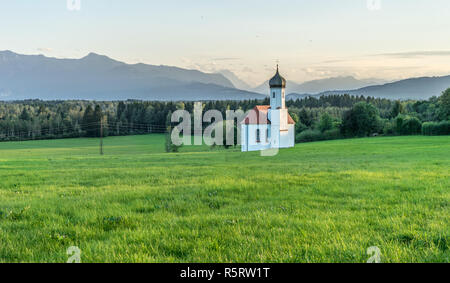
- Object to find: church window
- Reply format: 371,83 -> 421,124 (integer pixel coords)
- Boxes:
256,129 -> 261,143
273,92 -> 275,98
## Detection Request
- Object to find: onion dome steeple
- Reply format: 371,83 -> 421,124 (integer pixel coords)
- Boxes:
269,65 -> 286,88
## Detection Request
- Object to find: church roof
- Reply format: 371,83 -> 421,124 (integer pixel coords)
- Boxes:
243,106 -> 271,125
269,65 -> 286,88
242,105 -> 296,125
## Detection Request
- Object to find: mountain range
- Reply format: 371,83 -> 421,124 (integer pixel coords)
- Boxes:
252,76 -> 388,95
287,75 -> 450,101
0,51 -> 264,101
0,50 -> 449,101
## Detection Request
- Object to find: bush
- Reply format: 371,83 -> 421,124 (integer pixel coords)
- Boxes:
295,122 -> 308,133
402,117 -> 422,135
165,111 -> 182,152
393,115 -> 405,134
422,121 -> 450,135
341,102 -> 381,137
296,129 -> 324,143
393,115 -> 422,135
382,119 -> 395,136
165,126 -> 181,152
323,128 -> 341,140
318,112 -> 333,132
296,128 -> 342,143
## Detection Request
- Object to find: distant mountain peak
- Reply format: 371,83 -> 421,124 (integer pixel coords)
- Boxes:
0,50 -> 20,59
81,52 -> 113,61
0,50 -> 15,54
219,69 -> 252,91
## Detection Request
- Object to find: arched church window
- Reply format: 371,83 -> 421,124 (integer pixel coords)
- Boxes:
256,129 -> 260,143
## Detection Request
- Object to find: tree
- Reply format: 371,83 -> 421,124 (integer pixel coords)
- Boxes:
117,102 -> 126,120
82,105 -> 102,137
165,111 -> 181,152
318,112 -> 333,132
394,114 -> 405,134
289,111 -> 299,124
82,105 -> 94,136
20,108 -> 31,121
341,102 -> 381,137
93,105 -> 104,137
222,122 -> 238,149
394,115 -> 422,135
391,100 -> 404,118
438,88 -> 450,120
402,117 -> 422,135
295,122 -> 308,134
299,108 -> 312,127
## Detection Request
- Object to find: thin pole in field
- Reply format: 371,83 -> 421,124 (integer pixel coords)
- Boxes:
100,118 -> 104,155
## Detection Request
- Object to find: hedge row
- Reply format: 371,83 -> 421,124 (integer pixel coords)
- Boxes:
383,115 -> 423,136
295,120 -> 449,143
422,121 -> 450,135
295,129 -> 341,143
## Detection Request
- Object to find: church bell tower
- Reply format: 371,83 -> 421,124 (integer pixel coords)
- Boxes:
268,65 -> 288,132
269,65 -> 286,110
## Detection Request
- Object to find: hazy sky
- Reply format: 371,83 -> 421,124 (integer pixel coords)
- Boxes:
1,0 -> 450,86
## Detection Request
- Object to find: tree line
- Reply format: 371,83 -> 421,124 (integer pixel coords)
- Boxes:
291,89 -> 450,143
0,99 -> 262,141
0,89 -> 448,143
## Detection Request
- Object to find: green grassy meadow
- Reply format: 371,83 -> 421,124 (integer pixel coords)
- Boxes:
0,135 -> 448,263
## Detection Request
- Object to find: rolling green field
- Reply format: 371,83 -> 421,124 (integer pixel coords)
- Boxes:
0,135 -> 448,263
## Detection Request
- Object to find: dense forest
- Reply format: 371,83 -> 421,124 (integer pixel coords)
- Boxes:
0,89 -> 449,144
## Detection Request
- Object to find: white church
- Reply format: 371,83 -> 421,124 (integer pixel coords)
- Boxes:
241,66 -> 296,152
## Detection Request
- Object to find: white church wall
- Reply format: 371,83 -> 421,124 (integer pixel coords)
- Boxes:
279,109 -> 288,131
241,124 -> 247,151
279,124 -> 295,148
241,123 -> 294,152
241,124 -> 271,152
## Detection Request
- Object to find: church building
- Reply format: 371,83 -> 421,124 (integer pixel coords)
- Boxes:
241,66 -> 296,152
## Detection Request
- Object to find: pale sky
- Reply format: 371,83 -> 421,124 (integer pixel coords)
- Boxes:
1,0 -> 450,86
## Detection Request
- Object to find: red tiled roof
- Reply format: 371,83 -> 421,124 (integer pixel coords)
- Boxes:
241,105 -> 296,125
255,105 -> 271,111
287,114 -> 295,124
243,105 -> 271,125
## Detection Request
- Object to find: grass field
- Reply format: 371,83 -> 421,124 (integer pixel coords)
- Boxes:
0,135 -> 448,263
